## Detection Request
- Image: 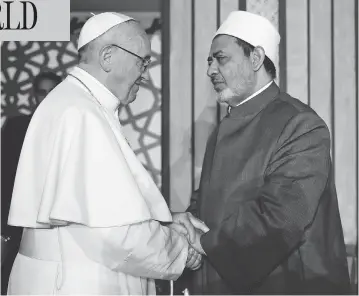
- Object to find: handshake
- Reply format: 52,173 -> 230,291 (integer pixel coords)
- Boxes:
170,212 -> 210,271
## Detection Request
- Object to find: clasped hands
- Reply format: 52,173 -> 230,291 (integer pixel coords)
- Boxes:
170,212 -> 209,271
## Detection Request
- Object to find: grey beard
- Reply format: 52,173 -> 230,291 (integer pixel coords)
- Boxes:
216,87 -> 237,104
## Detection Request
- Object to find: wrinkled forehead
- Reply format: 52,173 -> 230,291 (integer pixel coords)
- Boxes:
209,34 -> 240,55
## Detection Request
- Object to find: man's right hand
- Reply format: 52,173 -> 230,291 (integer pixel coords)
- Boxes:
170,212 -> 209,244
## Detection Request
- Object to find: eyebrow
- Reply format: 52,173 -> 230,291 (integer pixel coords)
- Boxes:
213,50 -> 224,57
207,50 -> 225,62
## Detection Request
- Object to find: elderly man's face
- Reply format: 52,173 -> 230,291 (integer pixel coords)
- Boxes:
125,37 -> 151,105
108,30 -> 151,105
207,35 -> 255,105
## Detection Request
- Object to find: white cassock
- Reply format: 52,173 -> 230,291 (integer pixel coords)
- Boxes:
7,67 -> 189,295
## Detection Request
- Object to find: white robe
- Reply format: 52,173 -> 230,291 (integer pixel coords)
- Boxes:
7,67 -> 188,295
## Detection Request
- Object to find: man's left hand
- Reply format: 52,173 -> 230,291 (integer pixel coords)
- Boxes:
186,247 -> 202,270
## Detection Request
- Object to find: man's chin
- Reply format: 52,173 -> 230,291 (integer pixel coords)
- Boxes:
128,93 -> 138,104
216,96 -> 229,104
120,95 -> 135,106
125,88 -> 139,105
215,88 -> 235,104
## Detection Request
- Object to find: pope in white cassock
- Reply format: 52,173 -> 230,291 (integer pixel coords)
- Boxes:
7,12 -> 208,295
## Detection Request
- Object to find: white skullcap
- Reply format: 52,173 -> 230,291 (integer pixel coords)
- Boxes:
215,11 -> 280,64
77,12 -> 134,50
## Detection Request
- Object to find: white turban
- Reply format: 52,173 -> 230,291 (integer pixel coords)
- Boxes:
77,12 -> 134,50
214,11 -> 280,64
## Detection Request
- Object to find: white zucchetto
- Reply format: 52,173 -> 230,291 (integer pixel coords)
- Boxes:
77,12 -> 134,50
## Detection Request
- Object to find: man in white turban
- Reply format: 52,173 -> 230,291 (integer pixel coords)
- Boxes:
184,11 -> 350,294
7,12 -> 208,295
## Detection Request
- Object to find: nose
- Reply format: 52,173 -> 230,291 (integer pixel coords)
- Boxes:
207,60 -> 219,77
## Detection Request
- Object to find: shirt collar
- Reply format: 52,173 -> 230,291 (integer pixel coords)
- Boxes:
68,66 -> 120,116
228,81 -> 274,114
227,82 -> 280,119
237,81 -> 273,106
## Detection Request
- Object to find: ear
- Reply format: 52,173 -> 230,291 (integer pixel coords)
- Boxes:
99,45 -> 113,72
251,46 -> 266,72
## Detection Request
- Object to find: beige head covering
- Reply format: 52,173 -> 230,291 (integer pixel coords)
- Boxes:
215,11 -> 280,64
77,12 -> 134,50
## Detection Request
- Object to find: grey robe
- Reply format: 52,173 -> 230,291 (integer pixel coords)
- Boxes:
188,83 -> 350,294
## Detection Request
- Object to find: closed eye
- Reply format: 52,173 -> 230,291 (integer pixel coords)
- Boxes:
208,53 -> 228,66
215,56 -> 227,64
